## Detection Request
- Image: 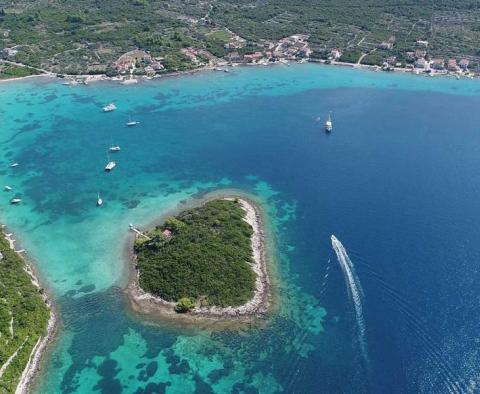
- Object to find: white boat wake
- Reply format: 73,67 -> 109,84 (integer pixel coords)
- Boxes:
331,235 -> 369,367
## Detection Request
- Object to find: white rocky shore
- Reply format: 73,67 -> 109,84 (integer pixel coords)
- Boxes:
1,227 -> 57,394
15,281 -> 56,394
126,197 -> 270,321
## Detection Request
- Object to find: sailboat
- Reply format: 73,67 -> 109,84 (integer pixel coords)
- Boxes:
325,112 -> 333,132
104,152 -> 116,171
97,193 -> 103,206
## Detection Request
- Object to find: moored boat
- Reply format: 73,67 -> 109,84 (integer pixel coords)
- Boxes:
4,186 -> 12,191
109,145 -> 121,152
105,161 -> 116,171
126,116 -> 140,127
103,103 -> 117,112
10,162 -> 19,167
10,198 -> 21,204
104,152 -> 116,171
325,112 -> 333,132
97,193 -> 103,206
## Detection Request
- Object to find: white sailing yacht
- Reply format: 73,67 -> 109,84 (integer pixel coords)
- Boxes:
97,193 -> 103,206
325,112 -> 333,132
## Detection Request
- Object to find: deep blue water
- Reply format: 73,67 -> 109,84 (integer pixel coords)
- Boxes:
1,64 -> 480,393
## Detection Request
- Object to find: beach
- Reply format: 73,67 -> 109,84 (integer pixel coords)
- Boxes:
125,196 -> 271,324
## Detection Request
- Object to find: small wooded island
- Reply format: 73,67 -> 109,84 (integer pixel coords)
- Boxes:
127,197 -> 270,321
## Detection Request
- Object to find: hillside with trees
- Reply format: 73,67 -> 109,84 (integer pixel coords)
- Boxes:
0,0 -> 479,76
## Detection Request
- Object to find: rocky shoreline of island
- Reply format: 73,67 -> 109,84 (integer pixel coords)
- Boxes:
125,196 -> 271,323
0,227 -> 58,394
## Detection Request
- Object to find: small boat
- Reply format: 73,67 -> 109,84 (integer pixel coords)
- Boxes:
97,193 -> 103,206
121,78 -> 138,85
10,198 -> 21,204
109,145 -> 121,152
10,162 -> 19,167
105,153 -> 116,171
126,117 -> 140,127
103,103 -> 117,112
325,112 -> 333,132
4,186 -> 12,191
105,161 -> 116,171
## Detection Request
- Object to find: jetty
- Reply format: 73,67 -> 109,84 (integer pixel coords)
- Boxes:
128,224 -> 151,240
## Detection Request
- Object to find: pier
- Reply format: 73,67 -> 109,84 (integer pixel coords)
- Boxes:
128,224 -> 151,240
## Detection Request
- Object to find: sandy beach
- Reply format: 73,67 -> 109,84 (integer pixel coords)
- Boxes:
126,196 -> 271,324
0,73 -> 55,84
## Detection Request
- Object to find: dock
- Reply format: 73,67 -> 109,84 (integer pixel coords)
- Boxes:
128,224 -> 151,240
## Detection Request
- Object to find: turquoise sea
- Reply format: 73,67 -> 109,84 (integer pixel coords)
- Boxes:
2,64 -> 480,393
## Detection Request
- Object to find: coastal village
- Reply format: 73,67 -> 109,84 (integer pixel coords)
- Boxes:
100,32 -> 477,81
92,32 -> 314,80
2,27 -> 476,83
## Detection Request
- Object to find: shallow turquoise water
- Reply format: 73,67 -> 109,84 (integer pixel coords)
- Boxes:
2,64 -> 480,393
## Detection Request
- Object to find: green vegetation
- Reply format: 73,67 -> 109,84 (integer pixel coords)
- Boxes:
339,50 -> 362,64
135,199 -> 256,308
0,235 -> 50,393
211,0 -> 480,68
0,63 -> 39,80
205,31 -> 231,58
0,0 -> 479,75
175,297 -> 195,313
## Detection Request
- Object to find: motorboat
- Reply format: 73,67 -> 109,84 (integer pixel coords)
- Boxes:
103,103 -> 117,112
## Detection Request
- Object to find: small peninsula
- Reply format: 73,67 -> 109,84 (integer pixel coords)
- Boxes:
0,230 -> 55,394
127,197 -> 270,321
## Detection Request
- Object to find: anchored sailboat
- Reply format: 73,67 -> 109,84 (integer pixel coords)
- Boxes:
325,112 -> 333,132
